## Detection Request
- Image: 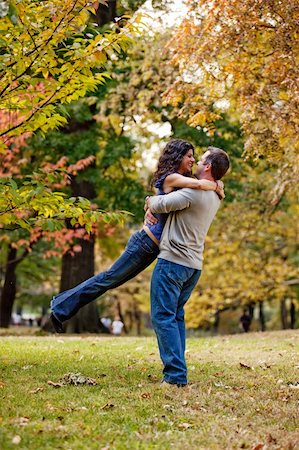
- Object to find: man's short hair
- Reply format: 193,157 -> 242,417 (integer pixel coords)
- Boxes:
206,146 -> 230,180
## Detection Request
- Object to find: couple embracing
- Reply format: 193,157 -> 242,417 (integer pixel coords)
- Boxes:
51,139 -> 230,387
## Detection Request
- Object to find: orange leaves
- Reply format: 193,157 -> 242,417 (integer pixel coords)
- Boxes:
164,0 -> 299,168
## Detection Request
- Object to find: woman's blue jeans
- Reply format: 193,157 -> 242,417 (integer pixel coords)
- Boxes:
150,258 -> 201,385
51,230 -> 159,322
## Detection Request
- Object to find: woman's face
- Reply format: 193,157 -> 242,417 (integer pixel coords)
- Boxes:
178,148 -> 195,174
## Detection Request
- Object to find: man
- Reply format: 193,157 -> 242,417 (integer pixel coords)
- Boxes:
239,309 -> 252,333
146,147 -> 230,387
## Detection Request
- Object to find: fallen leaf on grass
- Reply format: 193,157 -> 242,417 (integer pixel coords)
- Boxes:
141,392 -> 151,399
163,404 -> 173,411
178,422 -> 192,430
100,403 -> 114,410
239,362 -> 254,370
192,403 -> 208,413
164,393 -> 173,400
22,365 -> 33,370
260,364 -> 271,370
267,434 -> 277,444
214,381 -> 232,389
147,374 -> 159,382
48,380 -> 64,388
280,395 -> 291,402
17,416 -> 30,426
252,444 -> 264,450
287,382 -> 299,389
29,387 -> 44,394
213,372 -> 225,377
0,380 -> 5,388
12,435 -> 21,445
56,425 -> 67,432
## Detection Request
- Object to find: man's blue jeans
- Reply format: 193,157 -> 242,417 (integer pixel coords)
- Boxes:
51,230 -> 159,322
151,258 -> 201,385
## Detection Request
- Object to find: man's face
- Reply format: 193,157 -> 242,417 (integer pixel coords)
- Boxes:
195,150 -> 211,178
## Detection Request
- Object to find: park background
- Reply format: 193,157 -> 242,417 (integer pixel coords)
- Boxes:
0,0 -> 298,335
0,2 -> 298,449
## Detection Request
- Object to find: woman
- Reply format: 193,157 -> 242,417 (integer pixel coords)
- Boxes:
50,139 -> 223,332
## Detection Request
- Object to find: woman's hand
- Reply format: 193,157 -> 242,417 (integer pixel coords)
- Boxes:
216,180 -> 225,199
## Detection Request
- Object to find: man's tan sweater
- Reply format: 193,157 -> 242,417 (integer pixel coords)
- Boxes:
149,188 -> 220,270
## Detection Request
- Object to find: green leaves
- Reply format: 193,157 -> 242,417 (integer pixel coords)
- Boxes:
0,173 -> 129,232
0,0 -> 139,151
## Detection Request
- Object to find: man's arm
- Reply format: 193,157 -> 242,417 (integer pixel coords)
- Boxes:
148,189 -> 193,214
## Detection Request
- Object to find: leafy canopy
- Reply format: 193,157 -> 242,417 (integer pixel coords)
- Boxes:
0,0 -> 137,151
0,0 -> 142,229
164,0 -> 298,177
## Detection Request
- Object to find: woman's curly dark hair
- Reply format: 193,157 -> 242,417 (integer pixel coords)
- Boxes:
151,139 -> 195,187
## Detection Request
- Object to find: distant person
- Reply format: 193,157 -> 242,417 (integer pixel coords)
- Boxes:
99,317 -> 112,334
50,140 -> 224,333
111,317 -> 124,336
239,309 -> 252,333
13,313 -> 22,326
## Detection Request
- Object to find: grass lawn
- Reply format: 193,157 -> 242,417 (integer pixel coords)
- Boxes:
0,330 -> 298,449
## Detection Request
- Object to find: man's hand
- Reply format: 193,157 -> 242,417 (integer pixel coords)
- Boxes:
144,208 -> 158,226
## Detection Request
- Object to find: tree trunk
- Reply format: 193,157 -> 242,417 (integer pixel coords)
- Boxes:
60,179 -> 99,333
59,1 -> 118,333
62,233 -> 99,333
280,299 -> 288,329
116,298 -> 127,334
290,301 -> 296,329
134,305 -> 141,336
248,303 -> 255,321
127,310 -> 133,333
93,0 -> 117,26
0,246 -> 18,328
212,309 -> 220,335
259,301 -> 266,332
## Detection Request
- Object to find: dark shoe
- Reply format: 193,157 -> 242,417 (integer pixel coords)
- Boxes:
50,313 -> 64,333
160,380 -> 187,388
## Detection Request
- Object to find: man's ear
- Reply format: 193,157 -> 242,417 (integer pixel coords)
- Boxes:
204,163 -> 212,172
